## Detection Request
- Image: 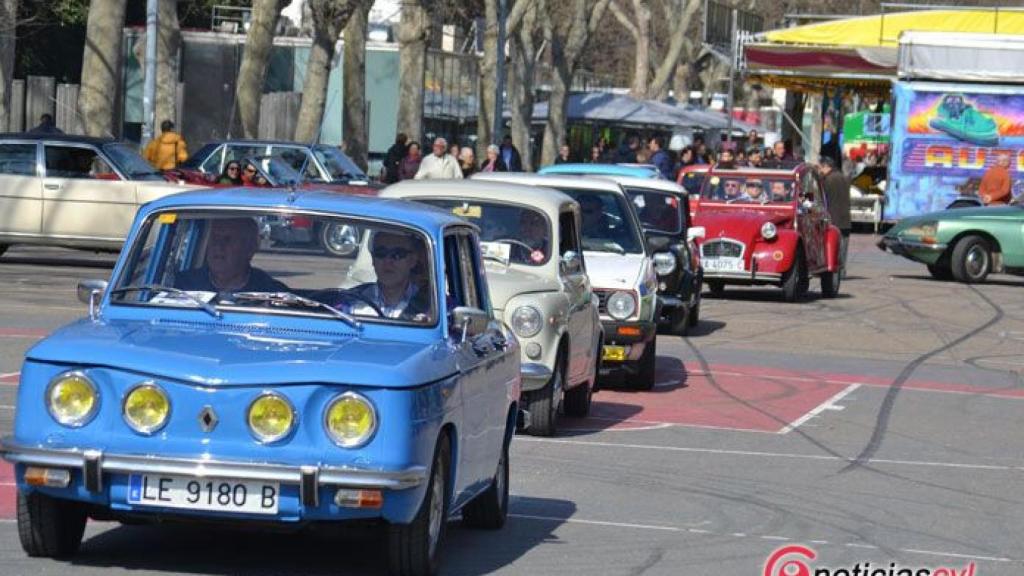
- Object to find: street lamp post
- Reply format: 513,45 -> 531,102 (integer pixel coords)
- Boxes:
493,0 -> 507,144
142,0 -> 159,143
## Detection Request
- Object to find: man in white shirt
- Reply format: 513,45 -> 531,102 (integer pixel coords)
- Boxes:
414,137 -> 464,180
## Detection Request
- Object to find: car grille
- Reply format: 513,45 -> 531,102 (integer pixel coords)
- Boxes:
701,239 -> 744,258
594,290 -> 610,315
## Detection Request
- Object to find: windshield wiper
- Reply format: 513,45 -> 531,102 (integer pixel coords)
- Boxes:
231,292 -> 362,330
109,284 -> 221,318
582,240 -> 626,255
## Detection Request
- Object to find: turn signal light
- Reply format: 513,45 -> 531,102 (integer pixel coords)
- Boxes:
24,467 -> 71,488
617,326 -> 642,337
334,488 -> 383,509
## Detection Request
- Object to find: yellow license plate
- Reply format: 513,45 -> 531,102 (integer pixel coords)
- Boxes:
602,345 -> 627,362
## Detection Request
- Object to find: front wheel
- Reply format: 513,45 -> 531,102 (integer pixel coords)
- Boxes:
820,271 -> 841,298
927,263 -> 953,281
633,338 -> 657,391
387,437 -> 451,576
687,291 -> 701,328
707,281 -> 725,297
461,435 -> 509,529
950,236 -> 992,283
781,250 -> 807,303
524,361 -> 561,436
17,491 -> 87,559
667,306 -> 689,336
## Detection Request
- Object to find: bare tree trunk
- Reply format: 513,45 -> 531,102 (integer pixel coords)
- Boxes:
79,0 -> 127,137
0,0 -> 17,132
294,0 -> 359,143
476,0 -> 498,157
342,1 -> 370,171
236,0 -> 286,139
541,61 -> 571,167
397,0 -> 429,143
508,1 -> 540,171
646,0 -> 698,99
155,0 -> 180,128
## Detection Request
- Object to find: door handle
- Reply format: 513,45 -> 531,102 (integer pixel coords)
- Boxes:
44,183 -> 62,190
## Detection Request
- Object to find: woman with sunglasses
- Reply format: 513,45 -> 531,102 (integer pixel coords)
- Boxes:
218,161 -> 243,185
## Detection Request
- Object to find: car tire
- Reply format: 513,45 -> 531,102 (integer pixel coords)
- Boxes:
17,491 -> 87,559
524,360 -> 561,436
820,271 -> 841,298
781,249 -> 807,303
687,291 -> 701,328
707,281 -> 724,297
667,306 -> 689,336
950,236 -> 992,284
634,338 -> 657,391
387,436 -> 451,576
0,244 -> 7,258
563,374 -> 593,418
319,222 -> 359,257
927,263 -> 953,281
461,433 -> 509,530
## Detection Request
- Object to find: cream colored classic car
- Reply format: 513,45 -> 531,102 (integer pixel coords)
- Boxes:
0,134 -> 201,256
381,180 -> 603,436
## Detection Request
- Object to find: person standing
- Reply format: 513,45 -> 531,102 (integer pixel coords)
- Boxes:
979,153 -> 1012,205
819,157 -> 852,277
480,144 -> 507,172
415,137 -> 463,179
144,120 -> 189,170
615,135 -> 639,163
459,146 -> 478,177
648,136 -> 673,180
554,144 -> 572,164
28,113 -> 63,134
500,135 -> 523,171
397,142 -> 422,181
383,133 -> 409,183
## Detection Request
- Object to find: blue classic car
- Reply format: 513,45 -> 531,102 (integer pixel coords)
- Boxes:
538,163 -> 664,180
2,188 -> 520,575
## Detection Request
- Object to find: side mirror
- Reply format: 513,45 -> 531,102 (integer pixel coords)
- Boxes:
645,234 -> 670,253
686,226 -> 705,242
451,306 -> 490,341
77,279 -> 108,305
560,250 -> 582,274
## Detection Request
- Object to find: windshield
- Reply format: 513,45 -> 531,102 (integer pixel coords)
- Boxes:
111,210 -> 435,326
555,188 -> 643,254
313,145 -> 367,182
626,188 -> 684,235
103,143 -> 165,181
701,175 -> 796,204
417,199 -> 551,266
180,143 -> 219,170
251,156 -> 303,186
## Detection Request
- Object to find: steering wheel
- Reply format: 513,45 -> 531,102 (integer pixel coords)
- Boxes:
491,238 -> 537,253
307,288 -> 385,318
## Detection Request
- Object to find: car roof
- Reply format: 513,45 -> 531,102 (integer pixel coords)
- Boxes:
589,175 -> 687,194
0,133 -> 116,146
380,180 -> 577,214
141,187 -> 465,231
207,140 -> 346,149
472,172 -> 626,195
538,163 -> 659,179
708,165 -> 804,177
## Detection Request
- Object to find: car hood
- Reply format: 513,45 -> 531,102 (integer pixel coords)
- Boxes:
887,205 -> 1024,237
694,209 -> 791,239
485,264 -> 561,310
26,319 -> 454,388
583,252 -> 646,290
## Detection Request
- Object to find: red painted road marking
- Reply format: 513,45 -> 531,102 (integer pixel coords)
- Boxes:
0,462 -> 14,519
0,327 -> 49,339
0,372 -> 19,385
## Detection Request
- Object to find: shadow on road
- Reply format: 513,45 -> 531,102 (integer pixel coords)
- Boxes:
889,273 -> 1024,287
68,496 -> 573,575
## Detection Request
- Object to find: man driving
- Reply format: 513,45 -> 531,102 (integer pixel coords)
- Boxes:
740,180 -> 765,203
511,209 -> 549,264
343,230 -> 430,320
722,179 -> 743,201
175,218 -> 287,293
770,181 -> 791,202
579,195 -> 609,239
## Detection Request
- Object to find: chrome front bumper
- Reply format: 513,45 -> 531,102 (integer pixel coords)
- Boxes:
521,362 -> 553,392
703,270 -> 782,282
1,438 -> 427,507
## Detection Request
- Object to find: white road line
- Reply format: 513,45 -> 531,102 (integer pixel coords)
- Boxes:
760,535 -> 790,541
560,423 -> 675,433
809,540 -> 830,545
509,513 -> 683,533
778,383 -> 861,434
576,417 -> 778,434
515,437 -> 1024,472
900,548 -> 1013,563
0,372 -> 19,379
846,543 -> 878,549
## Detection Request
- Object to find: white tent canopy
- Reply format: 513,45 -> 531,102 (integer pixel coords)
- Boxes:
519,92 -> 757,132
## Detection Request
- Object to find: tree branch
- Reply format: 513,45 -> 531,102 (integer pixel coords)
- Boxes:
607,0 -> 639,41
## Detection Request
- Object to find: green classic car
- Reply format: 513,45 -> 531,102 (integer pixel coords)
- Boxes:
879,204 -> 1024,283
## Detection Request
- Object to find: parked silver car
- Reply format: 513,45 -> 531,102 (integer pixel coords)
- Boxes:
382,180 -> 603,436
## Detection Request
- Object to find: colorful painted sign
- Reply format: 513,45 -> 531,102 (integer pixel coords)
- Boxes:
887,82 -> 1024,220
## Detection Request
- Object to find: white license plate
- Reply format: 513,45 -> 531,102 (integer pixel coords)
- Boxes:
128,474 -> 280,515
701,257 -> 744,272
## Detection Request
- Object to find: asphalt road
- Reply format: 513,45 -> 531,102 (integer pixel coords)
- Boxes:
0,235 -> 1022,576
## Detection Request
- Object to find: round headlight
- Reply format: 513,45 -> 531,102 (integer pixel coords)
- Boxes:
123,383 -> 170,434
247,393 -> 296,443
510,305 -> 543,338
652,252 -> 676,276
606,291 -> 636,320
761,222 -> 778,240
46,371 -> 99,427
324,392 -> 377,448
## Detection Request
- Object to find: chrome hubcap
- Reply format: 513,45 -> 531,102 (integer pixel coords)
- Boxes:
325,224 -> 358,255
427,460 -> 444,556
965,246 -> 988,278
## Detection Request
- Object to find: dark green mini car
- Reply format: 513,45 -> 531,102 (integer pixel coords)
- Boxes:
878,204 -> 1024,283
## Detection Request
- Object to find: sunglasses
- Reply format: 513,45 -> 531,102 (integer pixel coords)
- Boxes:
372,246 -> 413,261
227,166 -> 240,172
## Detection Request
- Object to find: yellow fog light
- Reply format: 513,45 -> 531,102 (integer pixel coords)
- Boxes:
123,383 -> 170,434
46,371 -> 99,427
324,392 -> 377,448
247,393 -> 296,443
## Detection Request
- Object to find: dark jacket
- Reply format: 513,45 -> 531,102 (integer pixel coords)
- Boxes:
383,142 -> 409,183
822,170 -> 851,232
650,149 -> 673,180
500,144 -> 523,172
615,143 -> 637,164
174,266 -> 288,293
397,155 -> 422,181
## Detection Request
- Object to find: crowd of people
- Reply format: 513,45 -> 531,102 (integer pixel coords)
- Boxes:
381,133 -> 526,183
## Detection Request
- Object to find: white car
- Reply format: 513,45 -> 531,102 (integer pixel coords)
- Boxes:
0,134 -> 202,255
474,173 -> 660,390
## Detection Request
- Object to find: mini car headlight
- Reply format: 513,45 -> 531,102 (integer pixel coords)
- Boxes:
123,383 -> 170,434
902,221 -> 938,239
324,392 -> 377,448
761,222 -> 778,240
510,306 -> 543,338
247,393 -> 296,443
652,252 -> 676,276
606,291 -> 636,320
46,371 -> 99,427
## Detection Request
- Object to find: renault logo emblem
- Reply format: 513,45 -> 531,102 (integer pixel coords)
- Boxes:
198,406 -> 219,433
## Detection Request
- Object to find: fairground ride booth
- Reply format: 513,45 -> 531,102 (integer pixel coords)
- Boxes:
742,7 -> 1024,228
